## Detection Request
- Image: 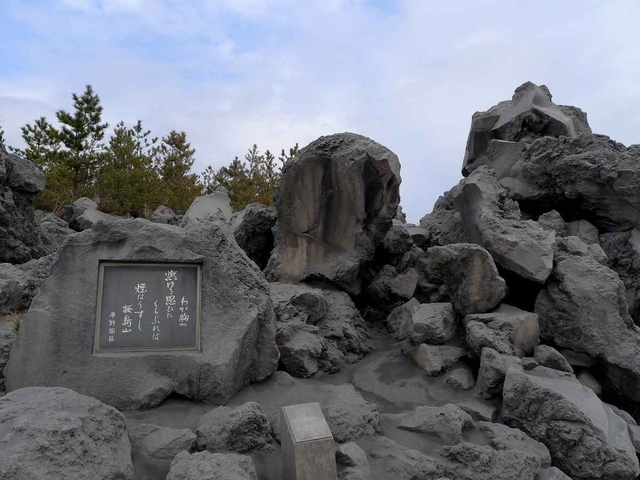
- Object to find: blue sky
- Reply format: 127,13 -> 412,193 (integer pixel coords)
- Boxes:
2,0 -> 640,222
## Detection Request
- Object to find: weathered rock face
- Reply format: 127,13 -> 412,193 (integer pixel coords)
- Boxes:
182,189 -> 233,224
534,256 -> 640,404
129,423 -> 196,461
425,243 -> 506,315
0,253 -> 56,315
454,166 -> 555,283
398,302 -> 456,345
166,451 -> 258,480
396,404 -> 473,444
150,205 -> 180,225
39,213 -> 74,251
0,320 -> 17,391
0,148 -> 46,264
0,387 -> 134,480
266,133 -> 401,295
419,187 -> 468,247
503,368 -> 640,480
4,219 -> 279,409
68,207 -> 119,232
232,203 -> 277,270
270,283 -> 372,376
462,81 -> 591,176
477,347 -> 523,399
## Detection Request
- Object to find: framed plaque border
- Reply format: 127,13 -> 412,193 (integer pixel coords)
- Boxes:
93,261 -> 202,354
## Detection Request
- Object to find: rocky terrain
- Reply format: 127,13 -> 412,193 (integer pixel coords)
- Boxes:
2,81 -> 640,479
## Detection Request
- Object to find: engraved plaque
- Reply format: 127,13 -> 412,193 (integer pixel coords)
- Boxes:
94,262 -> 201,352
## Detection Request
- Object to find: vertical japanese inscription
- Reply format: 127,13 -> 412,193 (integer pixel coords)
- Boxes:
95,263 -> 201,352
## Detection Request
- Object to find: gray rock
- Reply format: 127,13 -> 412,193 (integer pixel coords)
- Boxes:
466,320 -> 516,356
232,203 -> 277,270
0,149 -> 47,263
502,368 -> 640,480
454,399 -> 499,422
445,366 -> 475,390
476,347 -> 523,399
567,219 -> 600,245
537,211 -> 567,237
533,345 -> 573,373
4,219 -> 279,409
425,243 -> 506,315
534,256 -> 640,405
629,424 -> 640,454
39,213 -> 74,251
397,404 -> 473,444
270,283 -> 372,374
464,304 -> 540,356
322,383 -> 380,442
266,133 -> 401,295
454,166 -> 555,284
0,387 -> 134,480
182,189 -> 233,224
336,442 -> 372,480
364,264 -> 418,308
560,348 -> 594,368
364,436 -> 445,479
405,225 -> 429,249
462,81 -> 590,176
73,196 -> 99,212
383,224 -> 413,255
577,370 -> 602,396
129,423 -> 195,460
385,297 -> 420,338
196,401 -> 272,453
477,421 -> 551,468
68,207 -> 119,231
553,235 -> 608,266
0,254 -> 56,315
536,467 -> 573,480
166,450 -> 258,480
527,365 -> 577,381
399,302 -> 456,345
419,188 -> 469,247
150,205 -> 179,225
410,344 -> 468,376
0,320 -> 17,391
606,404 -> 637,426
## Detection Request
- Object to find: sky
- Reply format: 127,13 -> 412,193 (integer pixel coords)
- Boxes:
1,0 -> 640,223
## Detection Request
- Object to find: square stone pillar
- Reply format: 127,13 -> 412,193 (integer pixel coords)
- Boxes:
281,402 -> 337,480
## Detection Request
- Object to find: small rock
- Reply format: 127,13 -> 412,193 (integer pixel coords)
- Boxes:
129,423 -> 196,460
275,322 -> 324,378
150,205 -> 179,225
446,366 -> 475,390
410,344 -> 467,376
385,298 -> 420,338
322,384 -> 380,442
336,442 -> 372,480
535,467 -> 573,480
166,450 -> 258,480
537,211 -> 567,237
397,404 -> 473,444
454,399 -> 499,422
476,348 -> 523,399
399,302 -> 456,345
465,320 -> 515,357
578,370 -> 602,396
182,190 -> 233,224
567,219 -> 600,245
533,345 -> 573,373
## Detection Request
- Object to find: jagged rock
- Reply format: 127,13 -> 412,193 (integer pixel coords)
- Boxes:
322,383 -> 380,442
560,348 -> 594,368
397,404 -> 473,444
477,347 -> 523,399
453,166 -> 555,283
410,344 -> 467,376
275,322 -> 324,377
336,442 -> 372,480
533,345 -> 573,373
364,436 -> 445,479
73,196 -> 99,212
534,256 -> 640,405
536,467 -> 573,480
0,149 -> 47,263
477,421 -> 551,467
364,264 -> 418,308
5,219 -> 279,409
270,283 -> 371,375
553,235 -> 608,266
600,228 -> 640,323
385,297 -> 420,338
0,320 -> 17,391
425,243 -> 506,315
182,189 -> 233,224
405,225 -> 429,249
68,207 -> 119,231
150,205 -> 179,225
129,423 -> 196,460
399,302 -> 456,345
0,387 -> 134,480
567,219 -> 600,245
522,357 -> 539,370
196,402 -> 272,453
439,441 -> 550,480
232,203 -> 277,270
462,82 -> 590,176
454,399 -> 499,422
0,253 -> 56,315
503,367 -> 640,479
536,211 -> 567,237
504,134 -> 640,232
445,366 -> 475,390
266,133 -> 401,295
166,451 -> 258,480
39,213 -> 74,251
464,304 -> 540,356
419,188 -> 469,247
383,223 -> 413,255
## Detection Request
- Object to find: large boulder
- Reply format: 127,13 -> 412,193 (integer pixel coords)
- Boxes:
502,368 -> 640,479
425,243 -> 506,315
4,219 -> 279,409
232,203 -> 277,270
0,387 -> 134,480
534,256 -> 640,405
150,205 -> 180,225
182,189 -> 233,224
265,133 -> 401,295
0,148 -> 46,263
462,81 -> 591,176
453,166 -> 555,283
68,207 -> 119,231
166,451 -> 258,480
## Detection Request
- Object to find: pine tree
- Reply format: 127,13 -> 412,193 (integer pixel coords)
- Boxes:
154,130 -> 202,212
